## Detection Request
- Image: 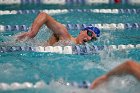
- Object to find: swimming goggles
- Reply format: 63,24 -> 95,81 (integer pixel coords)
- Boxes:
87,30 -> 97,41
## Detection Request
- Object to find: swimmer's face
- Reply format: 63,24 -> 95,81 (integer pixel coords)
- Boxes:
76,30 -> 97,44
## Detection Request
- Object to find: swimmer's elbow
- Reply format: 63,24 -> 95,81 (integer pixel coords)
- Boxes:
38,12 -> 51,22
40,11 -> 49,16
33,12 -> 49,26
39,12 -> 48,17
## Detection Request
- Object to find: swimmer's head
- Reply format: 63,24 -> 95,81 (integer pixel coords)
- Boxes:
83,26 -> 100,38
76,26 -> 100,44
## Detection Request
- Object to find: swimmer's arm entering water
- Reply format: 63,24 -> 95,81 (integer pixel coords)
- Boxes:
16,12 -> 71,43
90,60 -> 140,89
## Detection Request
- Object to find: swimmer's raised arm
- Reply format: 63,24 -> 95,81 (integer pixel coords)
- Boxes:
16,12 -> 101,45
16,12 -> 70,41
90,60 -> 140,89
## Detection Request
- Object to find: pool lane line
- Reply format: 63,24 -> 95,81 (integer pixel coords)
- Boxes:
0,23 -> 140,32
0,44 -> 140,54
0,9 -> 140,15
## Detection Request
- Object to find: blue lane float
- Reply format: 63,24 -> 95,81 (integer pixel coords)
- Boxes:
0,44 -> 140,54
0,23 -> 140,32
0,9 -> 140,15
0,0 -> 140,5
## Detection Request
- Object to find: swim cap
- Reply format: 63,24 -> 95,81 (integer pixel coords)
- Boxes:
83,26 -> 100,37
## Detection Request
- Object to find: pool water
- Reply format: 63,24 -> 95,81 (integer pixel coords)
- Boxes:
0,4 -> 140,93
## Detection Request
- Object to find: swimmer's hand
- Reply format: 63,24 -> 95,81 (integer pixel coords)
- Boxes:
15,32 -> 32,42
90,75 -> 108,89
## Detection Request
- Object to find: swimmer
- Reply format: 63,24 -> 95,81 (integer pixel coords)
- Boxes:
90,60 -> 140,89
16,12 -> 100,46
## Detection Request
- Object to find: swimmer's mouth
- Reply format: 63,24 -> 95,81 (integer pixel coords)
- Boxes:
83,39 -> 88,42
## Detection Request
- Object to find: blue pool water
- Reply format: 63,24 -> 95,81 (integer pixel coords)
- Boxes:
0,4 -> 140,93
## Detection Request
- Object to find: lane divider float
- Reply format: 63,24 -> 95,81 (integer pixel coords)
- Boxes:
0,0 -> 140,5
0,44 -> 140,54
0,9 -> 140,15
0,23 -> 140,32
0,80 -> 91,91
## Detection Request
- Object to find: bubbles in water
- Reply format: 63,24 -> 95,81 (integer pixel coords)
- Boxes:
93,75 -> 139,93
83,61 -> 106,71
0,25 -> 53,47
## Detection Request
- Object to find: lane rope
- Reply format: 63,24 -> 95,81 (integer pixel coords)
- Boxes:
0,80 -> 92,90
0,9 -> 140,15
0,23 -> 140,32
0,0 -> 139,5
0,44 -> 140,54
